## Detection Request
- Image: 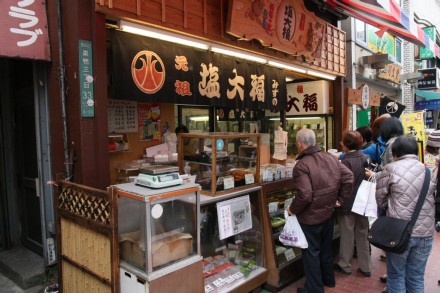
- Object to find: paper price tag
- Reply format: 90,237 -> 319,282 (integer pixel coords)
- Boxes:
205,284 -> 214,292
213,278 -> 225,287
232,272 -> 244,279
224,276 -> 235,284
245,173 -> 255,184
284,248 -> 295,262
268,202 -> 278,214
223,177 -> 235,190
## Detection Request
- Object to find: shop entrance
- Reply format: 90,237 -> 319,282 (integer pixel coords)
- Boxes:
0,59 -> 42,255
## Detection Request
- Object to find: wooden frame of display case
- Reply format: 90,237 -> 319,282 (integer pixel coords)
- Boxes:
260,178 -> 342,291
178,132 -> 261,196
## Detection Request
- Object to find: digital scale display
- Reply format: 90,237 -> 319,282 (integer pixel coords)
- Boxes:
159,174 -> 178,182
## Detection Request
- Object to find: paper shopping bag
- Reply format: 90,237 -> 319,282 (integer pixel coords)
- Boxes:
352,178 -> 374,215
365,180 -> 378,217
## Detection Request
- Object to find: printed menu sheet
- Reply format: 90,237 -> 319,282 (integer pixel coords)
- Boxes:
216,195 -> 252,240
108,99 -> 138,133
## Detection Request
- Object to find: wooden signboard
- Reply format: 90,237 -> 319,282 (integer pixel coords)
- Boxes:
346,85 -> 381,107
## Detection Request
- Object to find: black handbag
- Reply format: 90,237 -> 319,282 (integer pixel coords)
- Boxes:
368,167 -> 430,254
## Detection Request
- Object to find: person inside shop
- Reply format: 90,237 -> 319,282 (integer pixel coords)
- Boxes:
334,131 -> 372,277
375,135 -> 435,293
287,128 -> 354,293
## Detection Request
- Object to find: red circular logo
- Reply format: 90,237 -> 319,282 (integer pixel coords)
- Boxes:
131,51 -> 165,94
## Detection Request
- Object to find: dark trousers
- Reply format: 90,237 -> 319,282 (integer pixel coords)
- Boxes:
300,217 -> 335,293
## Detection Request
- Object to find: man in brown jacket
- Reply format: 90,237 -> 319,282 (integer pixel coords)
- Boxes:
288,128 -> 353,293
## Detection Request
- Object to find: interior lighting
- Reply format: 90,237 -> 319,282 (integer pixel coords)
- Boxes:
118,20 -> 210,50
306,69 -> 336,80
211,46 -> 267,64
269,117 -> 322,120
267,61 -> 307,74
190,116 -> 209,121
119,20 -> 338,81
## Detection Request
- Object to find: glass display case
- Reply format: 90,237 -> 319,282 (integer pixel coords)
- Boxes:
200,186 -> 268,292
264,115 -> 333,156
114,182 -> 202,280
178,132 -> 263,196
260,179 -> 302,290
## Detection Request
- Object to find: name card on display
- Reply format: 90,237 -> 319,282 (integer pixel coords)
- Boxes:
286,80 -> 329,115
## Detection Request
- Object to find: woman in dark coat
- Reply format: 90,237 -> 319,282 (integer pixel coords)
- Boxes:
334,131 -> 372,276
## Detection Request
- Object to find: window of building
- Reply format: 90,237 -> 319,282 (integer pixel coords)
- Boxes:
395,38 -> 402,63
355,19 -> 367,44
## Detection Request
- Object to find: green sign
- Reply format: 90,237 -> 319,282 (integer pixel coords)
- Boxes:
79,40 -> 94,117
357,108 -> 371,127
420,26 -> 435,60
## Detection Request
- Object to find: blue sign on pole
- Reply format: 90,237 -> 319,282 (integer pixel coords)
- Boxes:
79,40 -> 94,117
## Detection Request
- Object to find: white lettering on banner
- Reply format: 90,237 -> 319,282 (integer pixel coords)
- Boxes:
227,69 -> 245,100
199,63 -> 221,98
250,74 -> 265,102
8,1 -> 43,47
272,79 -> 279,106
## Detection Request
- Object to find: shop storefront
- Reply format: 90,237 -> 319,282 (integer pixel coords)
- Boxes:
3,0 -> 352,291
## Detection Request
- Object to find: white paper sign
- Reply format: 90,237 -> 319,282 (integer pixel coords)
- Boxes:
245,173 -> 255,184
223,176 -> 235,190
217,195 -> 252,240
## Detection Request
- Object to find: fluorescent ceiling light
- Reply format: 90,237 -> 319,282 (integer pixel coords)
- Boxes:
119,20 -> 209,50
286,77 -> 294,82
267,61 -> 307,74
211,46 -> 267,64
307,70 -> 336,80
190,116 -> 209,121
269,117 -> 322,120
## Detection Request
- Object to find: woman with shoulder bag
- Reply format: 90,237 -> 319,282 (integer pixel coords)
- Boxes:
334,131 -> 372,277
375,136 -> 435,293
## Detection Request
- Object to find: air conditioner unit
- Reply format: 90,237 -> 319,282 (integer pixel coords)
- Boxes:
359,54 -> 395,69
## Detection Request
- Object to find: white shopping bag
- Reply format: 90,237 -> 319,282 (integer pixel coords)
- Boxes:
279,211 -> 308,249
365,181 -> 378,217
352,177 -> 376,216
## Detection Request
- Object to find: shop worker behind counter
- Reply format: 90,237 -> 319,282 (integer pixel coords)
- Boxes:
288,128 -> 354,293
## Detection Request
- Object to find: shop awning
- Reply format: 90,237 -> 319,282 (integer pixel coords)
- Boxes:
325,0 -> 438,56
416,90 -> 440,101
415,90 -> 440,110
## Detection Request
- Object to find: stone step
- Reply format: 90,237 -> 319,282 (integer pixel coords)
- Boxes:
0,247 -> 45,290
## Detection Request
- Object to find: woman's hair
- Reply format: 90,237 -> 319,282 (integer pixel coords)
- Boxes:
296,128 -> 316,147
356,126 -> 372,144
371,114 -> 391,142
426,145 -> 440,156
342,130 -> 363,150
391,135 -> 418,157
380,117 -> 404,142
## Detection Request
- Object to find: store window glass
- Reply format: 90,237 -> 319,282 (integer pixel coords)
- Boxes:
355,19 -> 367,44
177,106 -> 210,132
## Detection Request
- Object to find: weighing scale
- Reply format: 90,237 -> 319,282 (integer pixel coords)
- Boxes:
134,165 -> 183,188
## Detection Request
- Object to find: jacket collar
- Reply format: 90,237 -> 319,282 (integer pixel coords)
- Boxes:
394,154 -> 419,162
297,145 -> 321,160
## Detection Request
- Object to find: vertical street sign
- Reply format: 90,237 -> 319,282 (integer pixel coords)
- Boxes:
79,40 -> 94,117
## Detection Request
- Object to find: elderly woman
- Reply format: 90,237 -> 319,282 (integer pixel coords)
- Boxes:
375,136 -> 435,293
